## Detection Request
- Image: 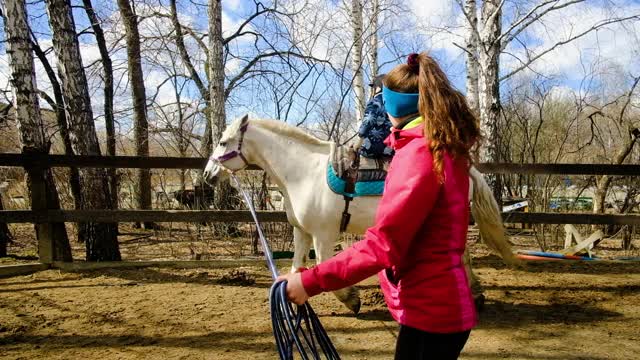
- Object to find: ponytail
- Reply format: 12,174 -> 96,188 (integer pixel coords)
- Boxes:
386,53 -> 481,181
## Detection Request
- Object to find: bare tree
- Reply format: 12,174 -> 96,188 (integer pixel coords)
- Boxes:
366,0 -> 380,81
351,0 -> 365,125
591,76 -> 640,215
169,0 -> 212,159
206,0 -> 237,211
82,0 -> 118,211
208,0 -> 225,144
44,0 -> 120,261
463,0 -> 479,114
146,41 -> 201,191
117,0 -> 152,228
29,34 -> 83,217
458,0 -> 640,200
1,0 -> 72,261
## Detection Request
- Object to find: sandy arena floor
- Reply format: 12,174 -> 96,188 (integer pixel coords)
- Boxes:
1,252 -> 639,360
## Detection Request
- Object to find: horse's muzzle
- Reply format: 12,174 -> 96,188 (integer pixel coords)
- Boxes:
203,162 -> 222,186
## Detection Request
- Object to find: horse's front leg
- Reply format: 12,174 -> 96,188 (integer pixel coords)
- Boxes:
313,232 -> 361,314
291,227 -> 312,273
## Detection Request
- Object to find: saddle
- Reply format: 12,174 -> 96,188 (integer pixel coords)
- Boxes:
328,145 -> 389,197
328,145 -> 391,232
332,146 -> 389,181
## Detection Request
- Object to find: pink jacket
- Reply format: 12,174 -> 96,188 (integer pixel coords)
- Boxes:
301,123 -> 477,333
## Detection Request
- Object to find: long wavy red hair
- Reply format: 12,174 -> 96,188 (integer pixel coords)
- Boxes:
384,52 -> 481,180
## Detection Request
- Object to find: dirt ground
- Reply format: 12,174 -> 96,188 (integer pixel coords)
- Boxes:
1,225 -> 639,359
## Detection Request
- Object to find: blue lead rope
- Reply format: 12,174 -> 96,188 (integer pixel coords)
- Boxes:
271,281 -> 340,359
231,175 -> 341,360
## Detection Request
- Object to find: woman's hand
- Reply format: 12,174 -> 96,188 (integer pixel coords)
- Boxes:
276,272 -> 309,305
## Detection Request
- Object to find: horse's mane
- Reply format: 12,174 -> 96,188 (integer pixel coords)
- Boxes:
223,116 -> 330,146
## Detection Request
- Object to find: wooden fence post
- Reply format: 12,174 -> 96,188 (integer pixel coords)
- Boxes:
25,161 -> 54,264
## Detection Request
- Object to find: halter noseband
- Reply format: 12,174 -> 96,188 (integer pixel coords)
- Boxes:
212,119 -> 250,170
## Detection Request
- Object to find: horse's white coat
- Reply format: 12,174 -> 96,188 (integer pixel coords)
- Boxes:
204,117 -> 520,312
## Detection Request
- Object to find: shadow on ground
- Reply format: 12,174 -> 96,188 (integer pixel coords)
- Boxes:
478,299 -> 622,328
472,254 -> 640,275
0,326 -> 395,358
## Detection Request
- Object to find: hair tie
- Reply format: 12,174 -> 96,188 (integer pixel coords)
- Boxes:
407,53 -> 419,71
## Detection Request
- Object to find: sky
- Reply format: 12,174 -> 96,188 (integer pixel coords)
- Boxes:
1,0 -> 639,135
407,0 -> 640,89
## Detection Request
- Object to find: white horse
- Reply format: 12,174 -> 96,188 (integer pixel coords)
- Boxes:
203,115 -> 520,313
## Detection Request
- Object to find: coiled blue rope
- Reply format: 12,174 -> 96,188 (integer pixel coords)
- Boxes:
232,175 -> 341,360
271,281 -> 340,359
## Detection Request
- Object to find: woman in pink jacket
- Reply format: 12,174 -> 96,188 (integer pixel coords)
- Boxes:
278,52 -> 482,359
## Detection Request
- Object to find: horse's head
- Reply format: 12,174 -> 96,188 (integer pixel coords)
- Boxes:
203,114 -> 250,185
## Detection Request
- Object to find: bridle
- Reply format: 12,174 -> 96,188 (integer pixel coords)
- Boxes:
210,117 -> 250,172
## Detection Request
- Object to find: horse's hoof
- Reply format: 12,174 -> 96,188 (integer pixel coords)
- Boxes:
474,294 -> 485,313
346,298 -> 361,315
335,287 -> 361,314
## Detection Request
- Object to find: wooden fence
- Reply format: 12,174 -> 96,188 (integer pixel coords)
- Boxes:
1,154 -> 639,276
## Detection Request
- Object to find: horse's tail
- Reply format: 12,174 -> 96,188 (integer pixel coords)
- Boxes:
469,166 -> 522,267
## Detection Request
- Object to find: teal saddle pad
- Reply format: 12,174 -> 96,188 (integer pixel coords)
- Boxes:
326,163 -> 386,197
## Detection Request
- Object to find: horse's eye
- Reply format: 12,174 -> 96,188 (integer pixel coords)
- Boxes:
219,142 -> 227,147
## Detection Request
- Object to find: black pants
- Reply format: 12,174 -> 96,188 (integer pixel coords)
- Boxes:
394,325 -> 470,360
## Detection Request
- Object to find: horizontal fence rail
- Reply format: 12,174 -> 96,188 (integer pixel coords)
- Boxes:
1,155 -> 639,229
2,154 -> 640,175
0,153 -> 212,169
1,210 -> 639,226
0,210 -> 288,223
477,163 -> 640,176
1,153 -> 639,273
502,212 -> 640,226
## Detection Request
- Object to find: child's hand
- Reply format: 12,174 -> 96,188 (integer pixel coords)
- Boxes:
276,272 -> 309,305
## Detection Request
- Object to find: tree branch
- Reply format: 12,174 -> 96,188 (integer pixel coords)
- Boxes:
617,76 -> 640,124
453,41 -> 474,57
500,15 -> 640,81
169,0 -> 208,102
499,0 -> 585,49
225,51 -> 333,99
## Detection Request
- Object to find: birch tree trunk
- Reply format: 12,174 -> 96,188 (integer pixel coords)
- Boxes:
351,0 -> 365,125
30,37 -> 83,220
117,0 -> 152,227
83,0 -> 117,211
45,0 -> 120,261
478,0 -> 503,204
464,0 -> 480,115
3,0 -> 72,261
367,0 -> 379,83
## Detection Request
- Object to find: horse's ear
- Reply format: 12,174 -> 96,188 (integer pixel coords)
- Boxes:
241,114 -> 249,124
